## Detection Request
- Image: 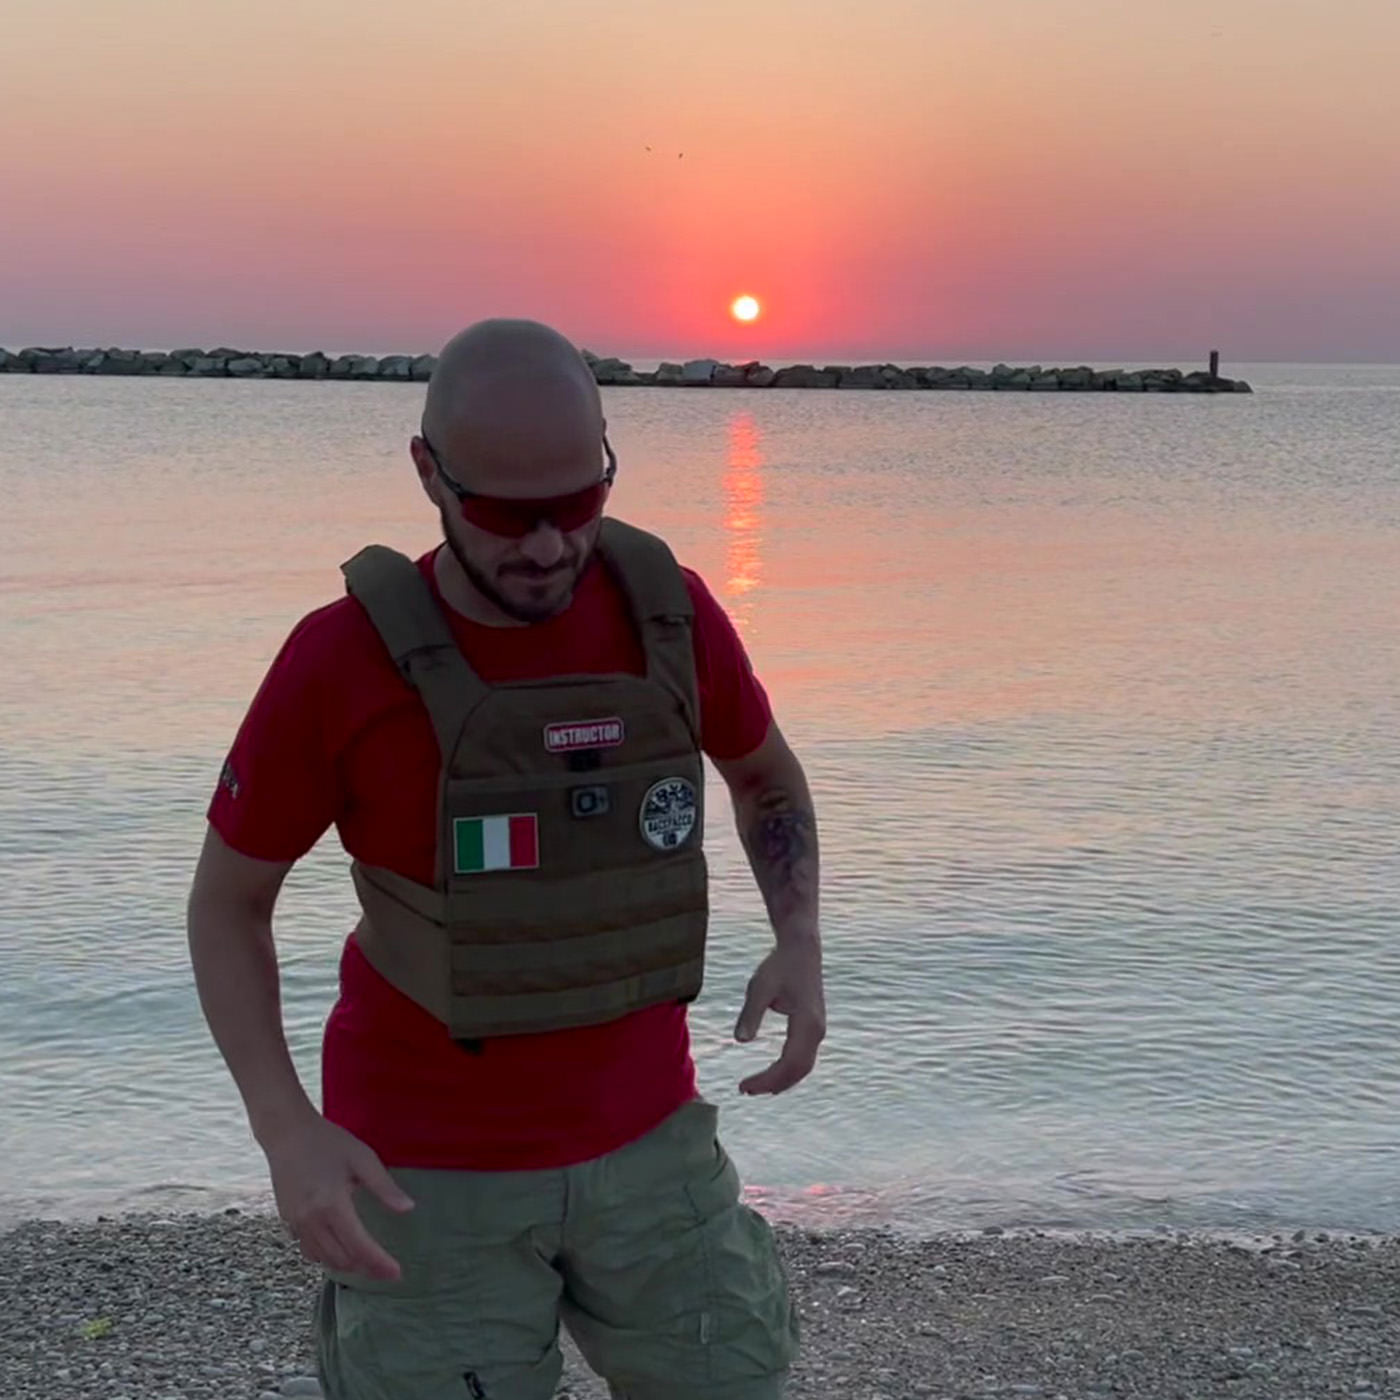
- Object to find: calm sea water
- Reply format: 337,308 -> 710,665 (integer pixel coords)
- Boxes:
2,365 -> 1398,1235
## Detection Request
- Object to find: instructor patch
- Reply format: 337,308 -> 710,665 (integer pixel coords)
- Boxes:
639,777 -> 698,850
544,717 -> 625,753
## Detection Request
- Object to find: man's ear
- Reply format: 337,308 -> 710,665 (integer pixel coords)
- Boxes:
410,437 -> 438,497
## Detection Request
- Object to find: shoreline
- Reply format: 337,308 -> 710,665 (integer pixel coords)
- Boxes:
4,1210 -> 1396,1399
0,345 -> 1253,393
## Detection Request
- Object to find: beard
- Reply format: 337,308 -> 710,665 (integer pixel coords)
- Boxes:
439,507 -> 596,624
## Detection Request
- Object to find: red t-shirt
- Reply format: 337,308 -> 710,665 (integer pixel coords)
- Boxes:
208,546 -> 772,1171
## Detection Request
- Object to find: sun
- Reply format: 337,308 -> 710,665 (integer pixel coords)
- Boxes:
730,294 -> 761,323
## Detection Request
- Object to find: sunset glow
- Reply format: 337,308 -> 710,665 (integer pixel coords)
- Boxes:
0,0 -> 1397,360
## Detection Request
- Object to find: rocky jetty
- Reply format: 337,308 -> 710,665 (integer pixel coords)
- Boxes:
0,346 -> 436,382
0,345 -> 1252,392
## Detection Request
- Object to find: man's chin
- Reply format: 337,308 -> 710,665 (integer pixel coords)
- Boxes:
498,579 -> 575,623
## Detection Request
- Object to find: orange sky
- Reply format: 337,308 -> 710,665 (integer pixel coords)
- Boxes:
3,0 -> 1398,361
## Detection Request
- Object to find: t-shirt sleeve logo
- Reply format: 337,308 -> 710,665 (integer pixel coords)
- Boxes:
219,759 -> 241,800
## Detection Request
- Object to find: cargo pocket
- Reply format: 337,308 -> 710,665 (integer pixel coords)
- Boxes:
315,1277 -> 399,1400
682,1141 -> 800,1386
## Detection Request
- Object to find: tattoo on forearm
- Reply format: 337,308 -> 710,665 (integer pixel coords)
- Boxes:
742,788 -> 819,923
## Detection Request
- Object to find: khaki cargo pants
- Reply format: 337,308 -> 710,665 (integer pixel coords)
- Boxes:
314,1099 -> 798,1400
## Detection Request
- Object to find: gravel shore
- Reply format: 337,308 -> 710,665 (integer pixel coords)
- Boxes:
3,1212 -> 1398,1399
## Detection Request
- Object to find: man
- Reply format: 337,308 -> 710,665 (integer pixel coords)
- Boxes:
187,318 -> 825,1400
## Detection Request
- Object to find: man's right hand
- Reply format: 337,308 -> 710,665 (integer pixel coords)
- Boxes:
261,1111 -> 415,1282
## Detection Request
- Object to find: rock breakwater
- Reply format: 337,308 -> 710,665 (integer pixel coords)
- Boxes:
0,345 -> 1252,392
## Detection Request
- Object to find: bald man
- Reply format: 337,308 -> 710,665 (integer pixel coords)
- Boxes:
188,320 -> 824,1400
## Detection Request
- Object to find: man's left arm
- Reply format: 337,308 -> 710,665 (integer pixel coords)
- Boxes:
713,722 -> 826,1095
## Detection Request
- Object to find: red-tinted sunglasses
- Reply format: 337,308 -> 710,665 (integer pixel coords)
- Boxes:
421,433 -> 616,538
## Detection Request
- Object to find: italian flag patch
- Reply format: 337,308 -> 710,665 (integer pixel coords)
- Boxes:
453,814 -> 539,874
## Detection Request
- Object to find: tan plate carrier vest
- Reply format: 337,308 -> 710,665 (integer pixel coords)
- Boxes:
340,517 -> 708,1040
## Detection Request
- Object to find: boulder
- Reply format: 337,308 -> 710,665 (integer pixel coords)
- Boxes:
268,356 -> 300,378
745,364 -> 776,388
349,356 -> 381,379
957,366 -> 990,386
880,364 -> 917,389
837,365 -> 883,389
157,357 -> 188,375
100,347 -> 145,375
188,357 -> 228,377
300,352 -> 331,379
590,357 -> 635,385
681,358 -> 720,385
410,354 -> 436,382
33,348 -> 82,373
378,354 -> 414,380
328,355 -> 358,379
227,356 -> 266,377
711,363 -> 750,387
169,348 -> 205,366
772,365 -> 838,389
139,351 -> 171,372
654,362 -> 684,385
18,345 -> 71,364
1030,373 -> 1061,391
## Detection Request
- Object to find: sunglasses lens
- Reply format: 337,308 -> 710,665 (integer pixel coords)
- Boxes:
459,499 -> 534,536
551,484 -> 608,530
460,483 -> 607,537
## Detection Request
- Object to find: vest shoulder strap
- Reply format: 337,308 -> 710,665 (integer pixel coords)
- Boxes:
340,545 -> 487,761
598,518 -> 694,622
598,518 -> 700,741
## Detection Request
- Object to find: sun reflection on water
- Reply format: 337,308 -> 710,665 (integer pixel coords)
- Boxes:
722,410 -> 765,635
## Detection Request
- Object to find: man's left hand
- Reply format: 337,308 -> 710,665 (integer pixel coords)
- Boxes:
733,940 -> 826,1095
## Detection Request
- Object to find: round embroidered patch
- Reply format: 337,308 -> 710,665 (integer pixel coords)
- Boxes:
639,777 -> 699,850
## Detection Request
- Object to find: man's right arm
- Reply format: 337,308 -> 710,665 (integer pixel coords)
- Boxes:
191,606 -> 415,1278
188,824 -> 413,1279
186,825 -> 313,1145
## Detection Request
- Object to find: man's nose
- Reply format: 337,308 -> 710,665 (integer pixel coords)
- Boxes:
517,522 -> 566,569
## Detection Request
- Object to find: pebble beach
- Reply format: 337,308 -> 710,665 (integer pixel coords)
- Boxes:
4,1212 -> 1399,1399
